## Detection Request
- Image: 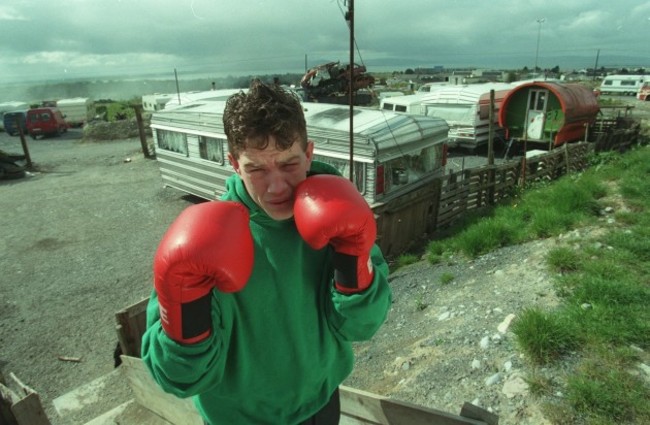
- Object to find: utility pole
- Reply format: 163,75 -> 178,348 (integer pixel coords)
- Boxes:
533,18 -> 545,72
346,0 -> 355,183
174,68 -> 181,106
592,49 -> 600,81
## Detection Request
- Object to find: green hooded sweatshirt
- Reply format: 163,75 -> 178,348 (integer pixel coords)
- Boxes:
141,161 -> 392,424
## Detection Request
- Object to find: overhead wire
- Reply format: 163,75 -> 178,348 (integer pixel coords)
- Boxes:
332,0 -> 412,169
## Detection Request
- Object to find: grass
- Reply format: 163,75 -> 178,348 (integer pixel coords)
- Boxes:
425,145 -> 650,424
511,307 -> 580,364
566,352 -> 650,423
439,272 -> 455,285
394,253 -> 419,270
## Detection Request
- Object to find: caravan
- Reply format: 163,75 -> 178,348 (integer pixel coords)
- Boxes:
379,83 -> 513,150
151,101 -> 448,206
598,74 -> 650,96
150,100 -> 449,255
143,89 -> 242,112
56,98 -> 95,127
498,81 -> 599,149
419,83 -> 513,150
379,93 -> 429,114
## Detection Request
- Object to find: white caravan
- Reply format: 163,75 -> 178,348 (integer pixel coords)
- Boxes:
599,75 -> 650,96
150,100 -> 449,256
56,98 -> 95,127
419,83 -> 514,149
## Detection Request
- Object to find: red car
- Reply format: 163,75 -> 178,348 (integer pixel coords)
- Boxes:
26,107 -> 68,139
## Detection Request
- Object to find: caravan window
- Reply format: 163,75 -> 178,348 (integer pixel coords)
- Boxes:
313,155 -> 366,194
395,105 -> 407,112
156,129 -> 188,156
425,104 -> 473,123
383,146 -> 439,194
621,80 -> 638,86
199,136 -> 225,164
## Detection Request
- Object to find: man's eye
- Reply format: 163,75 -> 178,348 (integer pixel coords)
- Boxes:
283,163 -> 298,170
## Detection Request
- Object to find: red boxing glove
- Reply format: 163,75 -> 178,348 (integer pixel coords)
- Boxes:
294,175 -> 376,293
154,201 -> 253,344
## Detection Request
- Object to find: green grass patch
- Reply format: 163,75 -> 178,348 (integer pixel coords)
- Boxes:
439,272 -> 454,285
421,146 -> 650,422
511,307 -> 580,365
546,246 -> 582,273
566,357 -> 650,423
393,253 -> 419,270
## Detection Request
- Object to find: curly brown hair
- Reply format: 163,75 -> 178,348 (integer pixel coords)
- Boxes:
223,79 -> 307,158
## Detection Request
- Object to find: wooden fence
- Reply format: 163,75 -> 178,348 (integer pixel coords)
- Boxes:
379,132 -> 641,256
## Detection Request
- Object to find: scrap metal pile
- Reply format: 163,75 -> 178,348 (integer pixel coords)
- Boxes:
300,61 -> 375,105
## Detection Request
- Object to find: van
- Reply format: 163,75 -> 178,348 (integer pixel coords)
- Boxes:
3,111 -> 28,136
26,107 -> 68,139
0,101 -> 29,131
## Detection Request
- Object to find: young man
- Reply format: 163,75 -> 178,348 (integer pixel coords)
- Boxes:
141,80 -> 392,424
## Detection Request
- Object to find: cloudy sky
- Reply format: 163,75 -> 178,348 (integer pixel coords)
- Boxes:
1,0 -> 649,84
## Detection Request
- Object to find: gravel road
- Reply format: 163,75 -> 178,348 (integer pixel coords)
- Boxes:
0,130 -> 198,424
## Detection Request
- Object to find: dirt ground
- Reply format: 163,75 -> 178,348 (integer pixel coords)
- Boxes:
0,97 -> 648,425
0,130 -> 196,424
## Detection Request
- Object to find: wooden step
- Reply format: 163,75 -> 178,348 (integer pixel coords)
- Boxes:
84,399 -> 174,425
52,367 -> 133,424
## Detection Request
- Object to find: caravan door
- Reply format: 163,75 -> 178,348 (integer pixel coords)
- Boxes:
525,89 -> 548,140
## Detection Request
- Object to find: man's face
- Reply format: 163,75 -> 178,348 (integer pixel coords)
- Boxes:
229,136 -> 314,221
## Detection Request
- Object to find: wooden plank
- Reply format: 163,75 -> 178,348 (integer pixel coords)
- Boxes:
460,402 -> 499,425
115,298 -> 149,357
118,356 -> 493,425
119,355 -> 203,425
340,386 -> 489,425
11,393 -> 51,425
85,400 -> 175,425
0,382 -> 19,425
1,375 -> 51,425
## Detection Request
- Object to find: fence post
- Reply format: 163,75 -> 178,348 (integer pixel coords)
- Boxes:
131,104 -> 152,158
564,143 -> 570,174
16,117 -> 33,169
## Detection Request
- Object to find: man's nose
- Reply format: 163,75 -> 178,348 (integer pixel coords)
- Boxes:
267,170 -> 289,194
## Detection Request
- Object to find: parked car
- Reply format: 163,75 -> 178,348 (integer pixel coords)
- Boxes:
2,111 -> 28,136
26,107 -> 68,139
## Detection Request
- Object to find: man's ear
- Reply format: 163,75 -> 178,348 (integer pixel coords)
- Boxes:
228,153 -> 241,174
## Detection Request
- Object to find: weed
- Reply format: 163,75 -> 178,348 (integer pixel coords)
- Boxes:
524,371 -> 554,397
439,272 -> 454,285
567,358 -> 650,423
395,253 -> 419,270
414,294 -> 428,311
546,246 -> 582,273
511,307 -> 580,365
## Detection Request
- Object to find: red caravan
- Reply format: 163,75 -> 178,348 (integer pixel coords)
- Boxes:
498,81 -> 600,148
